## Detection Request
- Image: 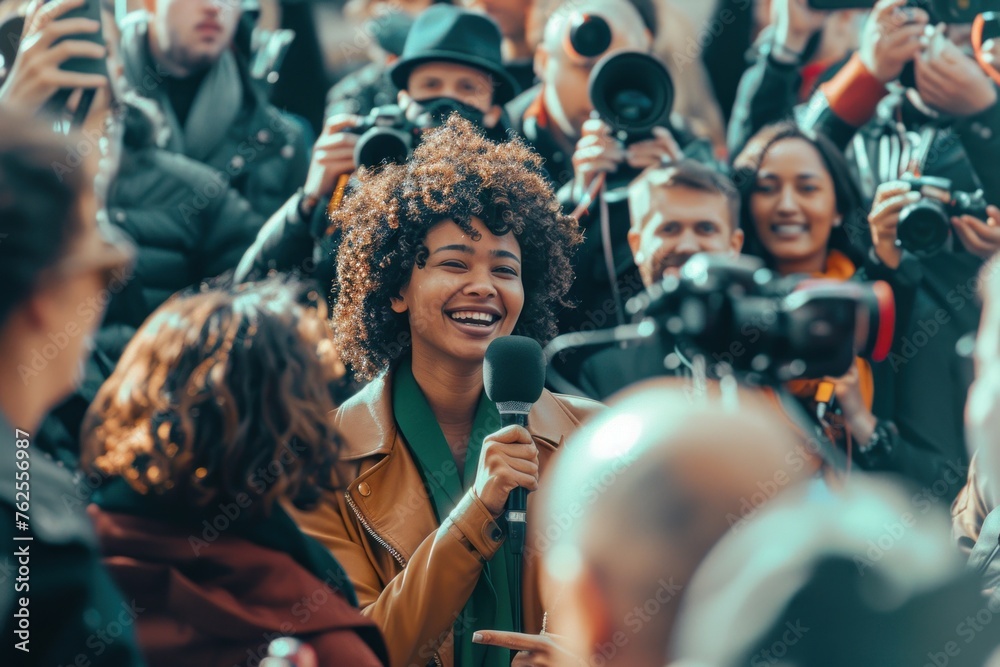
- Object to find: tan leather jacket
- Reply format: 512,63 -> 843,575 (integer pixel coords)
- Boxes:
952,452 -> 998,555
289,368 -> 602,667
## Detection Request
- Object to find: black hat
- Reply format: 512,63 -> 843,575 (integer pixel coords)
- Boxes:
389,5 -> 520,105
370,12 -> 414,58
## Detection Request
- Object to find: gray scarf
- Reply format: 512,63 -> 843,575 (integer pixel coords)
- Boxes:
119,13 -> 242,161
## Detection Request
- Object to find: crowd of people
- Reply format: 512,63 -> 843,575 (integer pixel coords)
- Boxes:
2,0 -> 1000,664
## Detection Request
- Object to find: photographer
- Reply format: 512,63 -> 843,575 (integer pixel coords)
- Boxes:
728,0 -> 1000,209
2,0 -> 264,319
731,0 -> 1000,496
507,0 -> 664,189
577,161 -> 744,400
1,0 -> 270,464
286,116 -> 599,667
814,0 -> 1000,203
234,5 -> 519,285
726,0 -> 869,154
843,7 -> 999,500
507,0 -> 703,384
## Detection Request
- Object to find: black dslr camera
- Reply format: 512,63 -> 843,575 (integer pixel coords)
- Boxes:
566,14 -> 674,139
565,14 -> 677,191
349,98 -> 494,170
348,105 -> 425,170
897,175 -> 988,254
627,254 -> 895,381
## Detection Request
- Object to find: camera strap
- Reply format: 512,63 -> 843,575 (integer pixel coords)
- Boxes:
973,14 -> 1000,87
598,179 -> 627,330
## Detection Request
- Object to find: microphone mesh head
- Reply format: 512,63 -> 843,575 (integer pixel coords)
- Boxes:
483,336 -> 546,405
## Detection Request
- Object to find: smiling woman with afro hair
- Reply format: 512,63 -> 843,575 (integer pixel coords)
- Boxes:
333,115 -> 582,379
289,116 -> 602,667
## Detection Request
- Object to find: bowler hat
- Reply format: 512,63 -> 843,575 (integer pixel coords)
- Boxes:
389,5 -> 520,104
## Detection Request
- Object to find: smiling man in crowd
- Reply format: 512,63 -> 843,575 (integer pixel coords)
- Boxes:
577,161 -> 744,400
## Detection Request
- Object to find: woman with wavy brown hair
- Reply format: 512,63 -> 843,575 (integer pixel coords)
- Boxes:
80,279 -> 388,667
289,116 -> 601,667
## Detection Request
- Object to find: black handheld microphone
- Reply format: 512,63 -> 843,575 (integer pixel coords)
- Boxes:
483,336 -> 546,558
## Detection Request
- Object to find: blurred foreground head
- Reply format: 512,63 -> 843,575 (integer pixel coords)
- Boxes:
82,279 -> 341,516
0,108 -> 132,430
670,476 -> 1000,667
538,380 -> 812,666
966,258 -> 1000,509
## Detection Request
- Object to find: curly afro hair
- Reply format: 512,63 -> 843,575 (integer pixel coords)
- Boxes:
333,115 -> 583,380
81,278 -> 342,516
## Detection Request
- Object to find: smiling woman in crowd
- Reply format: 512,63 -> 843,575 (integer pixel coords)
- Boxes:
732,121 -> 880,463
289,115 -> 599,667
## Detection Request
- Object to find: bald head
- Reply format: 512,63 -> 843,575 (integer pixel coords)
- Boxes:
966,258 -> 1000,505
538,381 -> 811,667
536,0 -> 654,137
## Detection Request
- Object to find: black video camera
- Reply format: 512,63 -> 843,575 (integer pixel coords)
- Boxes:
897,175 -> 988,254
807,0 -> 1000,23
348,105 -> 425,170
627,254 -> 895,381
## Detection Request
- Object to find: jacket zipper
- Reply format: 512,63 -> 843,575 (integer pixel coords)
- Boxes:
345,491 -> 445,667
345,491 -> 407,568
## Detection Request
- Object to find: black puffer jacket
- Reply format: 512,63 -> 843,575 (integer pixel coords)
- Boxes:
108,106 -> 265,317
36,107 -> 266,465
119,13 -> 310,219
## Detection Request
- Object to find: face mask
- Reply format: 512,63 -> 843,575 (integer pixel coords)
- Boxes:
411,97 -> 487,129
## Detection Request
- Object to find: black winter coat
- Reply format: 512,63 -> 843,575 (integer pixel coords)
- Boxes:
108,141 -> 265,316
